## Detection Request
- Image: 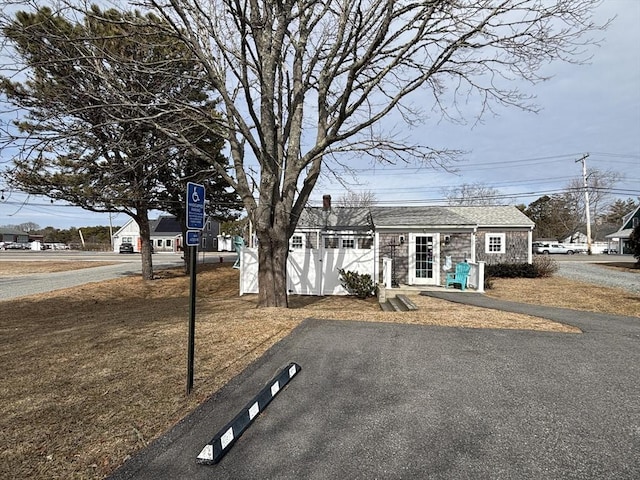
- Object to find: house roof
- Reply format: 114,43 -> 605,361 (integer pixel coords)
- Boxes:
605,228 -> 633,239
152,216 -> 182,234
0,227 -> 29,235
296,205 -> 534,230
447,206 -> 535,228
297,207 -> 373,230
370,206 -> 475,228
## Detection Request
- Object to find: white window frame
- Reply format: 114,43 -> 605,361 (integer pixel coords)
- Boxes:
341,237 -> 355,249
323,236 -> 339,249
290,233 -> 305,250
485,233 -> 506,254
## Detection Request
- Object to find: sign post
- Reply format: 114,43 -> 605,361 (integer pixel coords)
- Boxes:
186,182 -> 205,395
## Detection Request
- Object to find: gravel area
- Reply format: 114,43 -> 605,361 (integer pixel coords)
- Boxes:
555,261 -> 640,294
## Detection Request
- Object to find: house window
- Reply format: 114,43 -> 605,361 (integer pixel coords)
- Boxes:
634,218 -> 639,228
358,237 -> 373,249
166,239 -> 172,248
486,233 -> 506,254
290,235 -> 304,249
341,238 -> 355,249
157,239 -> 163,247
122,237 -> 132,244
324,237 -> 339,249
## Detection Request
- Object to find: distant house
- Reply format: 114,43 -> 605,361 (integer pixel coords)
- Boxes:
112,215 -> 221,253
605,205 -> 640,254
240,200 -> 534,296
0,227 -> 29,247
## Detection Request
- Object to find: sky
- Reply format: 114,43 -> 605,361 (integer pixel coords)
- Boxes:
1,0 -> 639,230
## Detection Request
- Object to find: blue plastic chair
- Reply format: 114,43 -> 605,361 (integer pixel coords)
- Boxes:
445,262 -> 471,291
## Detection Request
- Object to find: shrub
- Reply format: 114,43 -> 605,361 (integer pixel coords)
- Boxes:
532,255 -> 558,277
485,262 -> 537,279
338,269 -> 375,299
485,258 -> 558,282
484,275 -> 495,290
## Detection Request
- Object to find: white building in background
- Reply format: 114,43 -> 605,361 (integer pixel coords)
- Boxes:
112,215 -> 222,253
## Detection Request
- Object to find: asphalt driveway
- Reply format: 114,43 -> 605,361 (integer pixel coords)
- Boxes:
109,306 -> 640,480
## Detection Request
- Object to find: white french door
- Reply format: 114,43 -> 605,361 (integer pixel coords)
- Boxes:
409,234 -> 439,285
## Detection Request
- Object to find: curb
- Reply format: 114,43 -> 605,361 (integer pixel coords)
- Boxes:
196,362 -> 301,465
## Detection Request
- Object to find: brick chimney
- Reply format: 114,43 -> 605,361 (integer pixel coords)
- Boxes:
322,194 -> 332,211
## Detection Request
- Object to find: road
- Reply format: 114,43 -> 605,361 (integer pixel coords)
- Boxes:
0,250 -> 237,301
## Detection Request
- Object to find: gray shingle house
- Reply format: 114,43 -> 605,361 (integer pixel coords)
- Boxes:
240,202 -> 534,295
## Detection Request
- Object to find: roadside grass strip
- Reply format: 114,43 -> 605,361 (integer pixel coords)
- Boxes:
196,362 -> 301,465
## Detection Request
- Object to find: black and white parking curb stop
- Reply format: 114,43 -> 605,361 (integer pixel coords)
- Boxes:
196,362 -> 301,465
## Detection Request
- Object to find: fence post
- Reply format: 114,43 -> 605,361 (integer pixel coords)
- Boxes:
476,261 -> 485,293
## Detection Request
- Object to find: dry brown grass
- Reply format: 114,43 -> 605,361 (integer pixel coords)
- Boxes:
0,262 -> 637,479
0,261 -> 115,275
486,276 -> 640,318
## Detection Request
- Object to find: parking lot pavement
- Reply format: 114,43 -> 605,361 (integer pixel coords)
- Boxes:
109,317 -> 640,480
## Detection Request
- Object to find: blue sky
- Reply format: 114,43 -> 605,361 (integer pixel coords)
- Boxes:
1,0 -> 639,229
311,0 -> 640,207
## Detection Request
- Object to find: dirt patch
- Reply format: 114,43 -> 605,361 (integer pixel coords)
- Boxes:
1,263 -> 636,479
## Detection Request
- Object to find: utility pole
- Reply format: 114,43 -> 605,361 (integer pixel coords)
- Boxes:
575,153 -> 592,255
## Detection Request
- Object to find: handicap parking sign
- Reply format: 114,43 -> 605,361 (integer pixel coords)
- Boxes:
186,230 -> 200,247
187,182 -> 205,230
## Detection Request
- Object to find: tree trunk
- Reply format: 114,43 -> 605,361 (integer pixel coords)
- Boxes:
179,217 -> 191,275
137,213 -> 154,280
257,230 -> 289,308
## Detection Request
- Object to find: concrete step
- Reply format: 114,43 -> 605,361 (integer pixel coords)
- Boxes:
387,297 -> 408,312
379,301 -> 395,312
380,295 -> 420,312
396,294 -> 418,311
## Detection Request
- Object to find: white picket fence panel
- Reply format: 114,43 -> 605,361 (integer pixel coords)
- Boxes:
239,247 -> 375,296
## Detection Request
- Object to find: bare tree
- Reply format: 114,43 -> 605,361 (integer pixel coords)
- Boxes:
4,0 -> 602,305
140,0 -> 604,307
444,182 -> 506,206
336,191 -> 377,208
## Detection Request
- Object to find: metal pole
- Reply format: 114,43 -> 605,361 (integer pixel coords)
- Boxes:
576,154 -> 592,254
186,245 -> 197,395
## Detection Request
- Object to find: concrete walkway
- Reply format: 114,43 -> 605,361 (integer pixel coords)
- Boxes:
420,290 -> 640,334
109,295 -> 640,480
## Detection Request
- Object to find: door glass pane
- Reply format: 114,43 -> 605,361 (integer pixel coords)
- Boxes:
416,236 -> 433,279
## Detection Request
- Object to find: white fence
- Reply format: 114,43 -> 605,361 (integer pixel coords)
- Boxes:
562,242 -> 611,254
239,247 -> 375,296
466,261 -> 485,293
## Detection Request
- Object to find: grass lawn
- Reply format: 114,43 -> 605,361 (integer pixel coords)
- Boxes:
0,262 -> 637,479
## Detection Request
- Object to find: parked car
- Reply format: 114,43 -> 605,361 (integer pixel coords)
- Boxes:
4,242 -> 29,250
119,242 -> 134,254
533,243 -> 581,255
